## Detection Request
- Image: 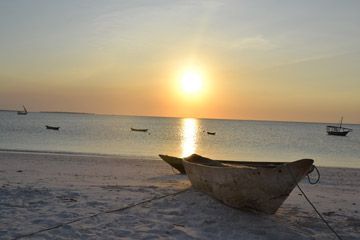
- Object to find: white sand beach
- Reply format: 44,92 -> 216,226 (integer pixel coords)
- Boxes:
0,151 -> 359,240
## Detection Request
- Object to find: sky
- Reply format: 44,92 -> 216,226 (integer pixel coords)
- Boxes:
0,0 -> 359,123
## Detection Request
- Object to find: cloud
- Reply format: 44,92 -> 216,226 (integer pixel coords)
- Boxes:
231,36 -> 275,51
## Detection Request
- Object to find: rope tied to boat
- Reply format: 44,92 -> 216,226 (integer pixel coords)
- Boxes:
306,165 -> 320,184
286,165 -> 343,240
12,187 -> 189,240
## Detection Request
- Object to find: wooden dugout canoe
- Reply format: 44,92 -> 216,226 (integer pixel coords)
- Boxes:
182,154 -> 314,214
158,154 -> 285,175
159,155 -> 187,174
46,125 -> 60,130
130,127 -> 148,132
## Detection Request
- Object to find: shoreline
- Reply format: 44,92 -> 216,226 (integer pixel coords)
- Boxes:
1,152 -> 359,239
0,149 -> 160,161
0,149 -> 359,170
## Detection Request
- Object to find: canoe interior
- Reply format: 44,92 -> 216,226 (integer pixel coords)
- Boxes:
185,154 -> 286,168
159,154 -> 291,175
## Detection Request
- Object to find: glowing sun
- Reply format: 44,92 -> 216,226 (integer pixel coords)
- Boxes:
180,70 -> 203,94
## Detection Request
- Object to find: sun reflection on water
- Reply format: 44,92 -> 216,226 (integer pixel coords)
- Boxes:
181,118 -> 198,157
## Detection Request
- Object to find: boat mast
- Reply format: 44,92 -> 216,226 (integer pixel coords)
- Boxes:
339,116 -> 343,128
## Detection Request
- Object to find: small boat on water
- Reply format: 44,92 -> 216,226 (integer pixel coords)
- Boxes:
46,125 -> 60,130
17,105 -> 28,115
326,117 -> 352,136
130,127 -> 148,132
182,154 -> 314,214
159,154 -> 285,175
207,131 -> 216,135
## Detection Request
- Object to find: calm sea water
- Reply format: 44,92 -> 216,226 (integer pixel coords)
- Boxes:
0,112 -> 359,168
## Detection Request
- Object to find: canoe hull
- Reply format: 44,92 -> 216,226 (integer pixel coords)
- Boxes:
131,128 -> 148,132
159,155 -> 186,174
183,154 -> 314,214
46,125 -> 60,130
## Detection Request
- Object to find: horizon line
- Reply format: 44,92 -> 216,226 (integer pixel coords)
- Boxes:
1,109 -> 358,125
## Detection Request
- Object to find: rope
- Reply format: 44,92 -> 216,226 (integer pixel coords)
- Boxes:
12,188 -> 189,240
286,165 -> 343,240
171,166 -> 177,174
307,165 -> 320,184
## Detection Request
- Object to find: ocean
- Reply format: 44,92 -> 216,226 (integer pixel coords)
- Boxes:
0,111 -> 359,168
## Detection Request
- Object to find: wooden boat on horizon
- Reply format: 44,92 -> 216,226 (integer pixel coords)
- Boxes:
207,131 -> 216,135
46,125 -> 60,130
183,154 -> 314,214
159,154 -> 285,175
326,117 -> 352,136
130,127 -> 148,132
17,105 -> 28,115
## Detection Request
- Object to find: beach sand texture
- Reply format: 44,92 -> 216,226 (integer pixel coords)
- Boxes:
0,152 -> 359,239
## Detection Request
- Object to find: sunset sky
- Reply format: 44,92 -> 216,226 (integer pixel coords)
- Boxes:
1,0 -> 359,123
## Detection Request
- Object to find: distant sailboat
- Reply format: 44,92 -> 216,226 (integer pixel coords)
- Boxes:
326,117 -> 352,136
17,105 -> 28,115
